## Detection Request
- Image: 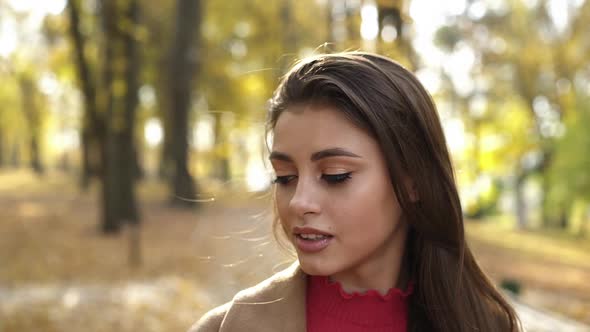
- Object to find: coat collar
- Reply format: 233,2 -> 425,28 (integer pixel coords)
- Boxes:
220,262 -> 307,332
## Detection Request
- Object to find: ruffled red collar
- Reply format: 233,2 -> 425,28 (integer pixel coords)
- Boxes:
320,275 -> 414,301
306,275 -> 414,329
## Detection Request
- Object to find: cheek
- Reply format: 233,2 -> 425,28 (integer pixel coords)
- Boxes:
333,174 -> 400,232
274,188 -> 292,223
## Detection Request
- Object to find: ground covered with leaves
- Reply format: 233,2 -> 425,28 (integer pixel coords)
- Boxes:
0,170 -> 589,331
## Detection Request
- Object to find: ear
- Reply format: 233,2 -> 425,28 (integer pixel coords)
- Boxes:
404,177 -> 419,202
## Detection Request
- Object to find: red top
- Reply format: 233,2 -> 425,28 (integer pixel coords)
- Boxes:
306,275 -> 414,332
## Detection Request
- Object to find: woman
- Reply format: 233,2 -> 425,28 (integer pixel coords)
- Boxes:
190,52 -> 521,332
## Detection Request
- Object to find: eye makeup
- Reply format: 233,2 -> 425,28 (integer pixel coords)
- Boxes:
272,172 -> 353,186
321,172 -> 352,184
272,175 -> 296,185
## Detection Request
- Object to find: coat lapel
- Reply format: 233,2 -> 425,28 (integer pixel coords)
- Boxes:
219,262 -> 307,332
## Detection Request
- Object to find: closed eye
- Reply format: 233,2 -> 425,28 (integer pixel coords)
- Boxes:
322,172 -> 352,184
272,175 -> 297,185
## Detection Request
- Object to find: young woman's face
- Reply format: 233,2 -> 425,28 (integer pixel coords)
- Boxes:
270,104 -> 408,283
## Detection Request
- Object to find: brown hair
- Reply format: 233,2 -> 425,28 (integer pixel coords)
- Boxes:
266,52 -> 521,332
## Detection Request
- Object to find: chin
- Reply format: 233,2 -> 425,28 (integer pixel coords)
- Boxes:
296,255 -> 336,276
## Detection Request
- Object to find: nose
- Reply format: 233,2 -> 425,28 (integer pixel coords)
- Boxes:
288,177 -> 321,217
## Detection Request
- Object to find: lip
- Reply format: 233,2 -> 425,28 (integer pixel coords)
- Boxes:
293,226 -> 333,236
292,226 -> 333,253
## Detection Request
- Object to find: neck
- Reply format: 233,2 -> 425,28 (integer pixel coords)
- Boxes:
330,224 -> 409,296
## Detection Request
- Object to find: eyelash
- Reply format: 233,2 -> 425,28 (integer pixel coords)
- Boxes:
272,173 -> 352,185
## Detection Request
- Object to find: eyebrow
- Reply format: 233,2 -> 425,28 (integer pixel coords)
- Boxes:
269,148 -> 362,162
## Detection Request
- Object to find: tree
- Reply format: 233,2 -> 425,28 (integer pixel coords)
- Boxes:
376,0 -> 417,68
548,96 -> 590,236
17,73 -> 45,175
66,0 -> 103,189
436,0 -> 590,229
168,0 -> 202,207
67,0 -> 142,233
99,0 -> 141,232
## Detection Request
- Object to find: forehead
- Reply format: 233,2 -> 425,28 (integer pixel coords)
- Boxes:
272,104 -> 379,156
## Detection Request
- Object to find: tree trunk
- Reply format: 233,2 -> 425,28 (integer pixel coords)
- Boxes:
580,206 -> 590,238
18,76 -> 44,175
133,146 -> 144,180
100,0 -> 121,233
10,141 -> 20,167
99,0 -> 142,232
29,136 -> 43,175
67,0 -> 102,189
158,109 -> 174,180
326,0 -> 347,49
280,0 -> 295,73
156,65 -> 174,180
212,111 -> 230,182
80,126 -> 93,187
377,3 -> 403,40
377,0 -> 418,68
119,0 -> 141,224
558,209 -> 569,230
70,0 -> 144,233
168,0 -> 202,207
345,0 -> 360,43
515,172 -> 528,229
538,150 -> 557,228
0,132 -> 4,167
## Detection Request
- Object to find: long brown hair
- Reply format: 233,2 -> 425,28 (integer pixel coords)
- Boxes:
266,52 -> 521,332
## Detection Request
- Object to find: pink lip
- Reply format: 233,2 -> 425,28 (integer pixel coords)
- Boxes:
292,226 -> 333,253
293,226 -> 333,236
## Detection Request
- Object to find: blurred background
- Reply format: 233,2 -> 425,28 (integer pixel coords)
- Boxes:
0,0 -> 588,331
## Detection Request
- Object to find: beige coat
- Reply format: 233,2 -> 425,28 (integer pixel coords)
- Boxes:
188,263 -> 307,332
